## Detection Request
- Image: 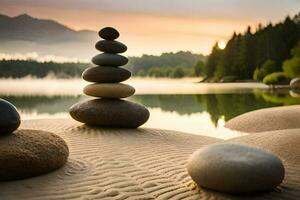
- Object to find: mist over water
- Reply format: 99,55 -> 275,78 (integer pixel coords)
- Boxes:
0,78 -> 267,96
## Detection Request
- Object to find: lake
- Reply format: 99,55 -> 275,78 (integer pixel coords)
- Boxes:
1,78 -> 299,139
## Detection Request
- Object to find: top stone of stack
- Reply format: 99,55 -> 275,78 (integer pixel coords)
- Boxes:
92,27 -> 128,67
98,27 -> 120,41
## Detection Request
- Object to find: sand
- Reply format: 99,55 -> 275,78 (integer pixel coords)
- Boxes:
228,129 -> 300,166
225,105 -> 300,133
0,119 -> 299,199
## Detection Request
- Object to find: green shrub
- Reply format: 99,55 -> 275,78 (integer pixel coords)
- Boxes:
263,72 -> 289,85
253,59 -> 278,81
148,68 -> 165,77
137,69 -> 147,77
283,57 -> 300,78
192,60 -> 205,76
170,67 -> 185,78
219,76 -> 238,83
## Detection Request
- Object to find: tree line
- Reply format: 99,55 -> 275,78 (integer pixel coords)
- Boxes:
0,60 -> 90,78
0,51 -> 205,79
126,51 -> 206,78
199,13 -> 300,84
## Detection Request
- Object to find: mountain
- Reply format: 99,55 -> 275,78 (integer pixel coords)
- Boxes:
0,14 -> 98,60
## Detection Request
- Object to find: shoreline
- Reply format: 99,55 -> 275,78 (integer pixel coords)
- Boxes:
0,78 -> 269,96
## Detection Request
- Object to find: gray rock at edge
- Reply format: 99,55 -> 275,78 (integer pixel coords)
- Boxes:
290,78 -> 300,89
0,99 -> 20,134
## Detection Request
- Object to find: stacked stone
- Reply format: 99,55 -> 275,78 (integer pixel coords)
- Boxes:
70,27 -> 149,128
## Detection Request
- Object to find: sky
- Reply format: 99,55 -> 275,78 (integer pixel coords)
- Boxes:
0,0 -> 300,56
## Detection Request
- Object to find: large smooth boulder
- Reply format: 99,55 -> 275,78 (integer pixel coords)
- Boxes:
225,105 -> 300,132
83,83 -> 135,98
82,66 -> 131,83
187,143 -> 285,194
95,40 -> 127,54
92,53 -> 128,66
0,129 -> 69,181
69,99 -> 150,128
0,99 -> 20,134
228,129 -> 300,166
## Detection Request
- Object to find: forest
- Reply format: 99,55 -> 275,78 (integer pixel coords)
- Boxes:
0,60 -> 90,78
0,51 -> 204,79
126,51 -> 205,78
201,13 -> 300,84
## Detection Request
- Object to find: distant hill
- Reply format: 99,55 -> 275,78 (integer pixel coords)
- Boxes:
0,14 -> 98,59
0,14 -> 95,43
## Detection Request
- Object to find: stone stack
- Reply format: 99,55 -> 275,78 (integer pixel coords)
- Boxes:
70,27 -> 150,128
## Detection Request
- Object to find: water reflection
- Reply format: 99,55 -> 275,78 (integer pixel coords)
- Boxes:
130,93 -> 278,126
1,88 -> 300,133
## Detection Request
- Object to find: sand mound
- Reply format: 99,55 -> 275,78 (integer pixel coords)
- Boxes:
228,129 -> 300,167
225,105 -> 300,133
0,119 -> 298,199
0,129 -> 68,181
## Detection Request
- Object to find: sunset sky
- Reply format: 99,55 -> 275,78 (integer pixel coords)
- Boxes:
0,0 -> 299,56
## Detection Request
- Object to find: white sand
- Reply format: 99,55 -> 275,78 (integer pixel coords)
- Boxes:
0,119 -> 299,199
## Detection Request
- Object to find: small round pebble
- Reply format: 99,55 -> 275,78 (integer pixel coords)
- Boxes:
0,99 -> 20,134
0,129 -> 69,181
82,66 -> 131,83
84,83 -> 135,98
92,53 -> 128,66
95,40 -> 127,54
69,99 -> 150,128
98,27 -> 120,40
187,143 -> 285,194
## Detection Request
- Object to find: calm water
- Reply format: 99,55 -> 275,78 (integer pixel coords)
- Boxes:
1,78 -> 299,139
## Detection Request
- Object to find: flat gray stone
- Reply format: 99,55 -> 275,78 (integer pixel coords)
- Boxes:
69,99 -> 150,128
0,129 -> 69,181
82,66 -> 131,83
98,27 -> 119,40
92,53 -> 128,66
83,83 -> 135,98
95,40 -> 127,54
187,143 -> 285,194
0,99 -> 20,134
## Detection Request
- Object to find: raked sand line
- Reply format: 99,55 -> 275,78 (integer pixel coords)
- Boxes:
0,119 -> 299,200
